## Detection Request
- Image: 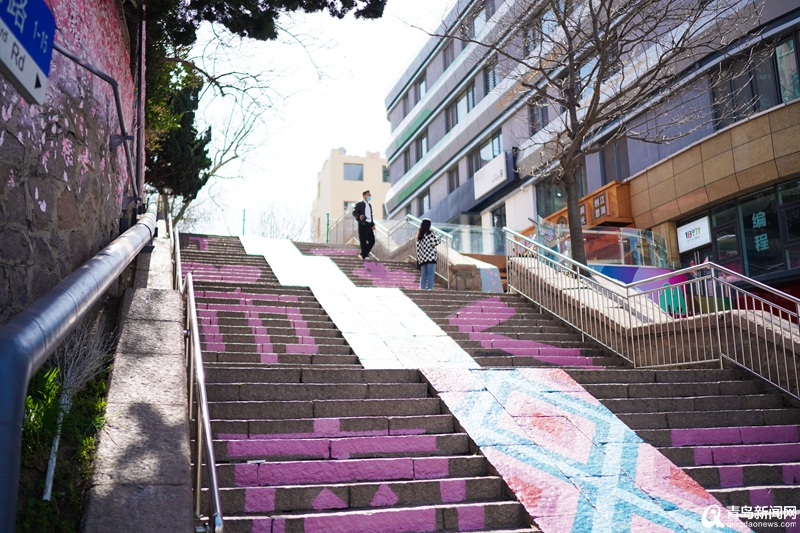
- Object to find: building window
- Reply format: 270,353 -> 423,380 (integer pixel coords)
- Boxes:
521,17 -> 541,57
344,163 -> 364,181
443,40 -> 455,70
492,204 -> 506,228
528,99 -> 549,136
468,131 -> 502,178
400,94 -> 409,118
448,166 -> 460,193
344,200 -> 358,213
446,82 -> 476,132
484,56 -> 499,94
484,0 -> 496,20
600,138 -> 629,184
422,190 -> 431,213
382,165 -> 390,182
402,150 -> 411,173
776,36 -> 800,103
415,132 -> 428,163
535,170 -> 587,218
417,75 -> 427,101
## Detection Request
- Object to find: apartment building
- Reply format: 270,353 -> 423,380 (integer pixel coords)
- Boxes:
383,0 -> 800,290
311,148 -> 390,242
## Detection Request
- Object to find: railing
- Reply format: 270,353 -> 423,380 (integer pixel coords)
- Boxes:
168,221 -> 223,533
327,208 -> 358,246
504,228 -> 800,400
0,205 -> 157,531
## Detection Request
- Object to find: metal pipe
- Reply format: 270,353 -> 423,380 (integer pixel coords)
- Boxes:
0,204 -> 157,531
52,42 -> 138,201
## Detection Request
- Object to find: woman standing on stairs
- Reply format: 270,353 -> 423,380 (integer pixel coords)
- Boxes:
416,218 -> 441,290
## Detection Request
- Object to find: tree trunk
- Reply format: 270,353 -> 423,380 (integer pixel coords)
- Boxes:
564,174 -> 589,266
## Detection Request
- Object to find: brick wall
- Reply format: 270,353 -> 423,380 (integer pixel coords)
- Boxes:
0,0 -> 137,326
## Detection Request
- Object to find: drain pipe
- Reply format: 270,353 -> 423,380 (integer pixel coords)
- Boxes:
52,42 -> 138,202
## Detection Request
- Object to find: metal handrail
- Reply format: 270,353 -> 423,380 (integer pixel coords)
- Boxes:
0,205 -> 157,531
503,227 -> 800,400
169,223 -> 223,532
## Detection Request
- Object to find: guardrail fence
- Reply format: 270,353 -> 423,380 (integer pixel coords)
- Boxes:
504,228 -> 800,400
169,220 -> 223,533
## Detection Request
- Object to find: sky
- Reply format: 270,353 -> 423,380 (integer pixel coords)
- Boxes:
183,1 -> 456,237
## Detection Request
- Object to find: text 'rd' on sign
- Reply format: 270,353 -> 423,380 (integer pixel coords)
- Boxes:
0,0 -> 55,105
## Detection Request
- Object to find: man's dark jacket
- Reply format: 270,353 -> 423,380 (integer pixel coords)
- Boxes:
352,201 -> 375,227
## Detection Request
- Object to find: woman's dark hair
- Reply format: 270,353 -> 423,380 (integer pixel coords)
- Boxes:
417,218 -> 432,241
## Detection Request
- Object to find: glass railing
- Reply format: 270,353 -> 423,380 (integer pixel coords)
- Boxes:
421,219 -> 671,268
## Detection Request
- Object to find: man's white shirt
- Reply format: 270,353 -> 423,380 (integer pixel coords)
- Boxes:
365,202 -> 372,223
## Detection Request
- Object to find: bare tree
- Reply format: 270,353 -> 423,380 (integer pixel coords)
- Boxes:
431,0 -> 763,265
252,200 -> 311,240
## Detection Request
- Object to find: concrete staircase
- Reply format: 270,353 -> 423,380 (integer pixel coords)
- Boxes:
402,289 -> 800,532
292,241 -> 447,290
181,235 -> 536,532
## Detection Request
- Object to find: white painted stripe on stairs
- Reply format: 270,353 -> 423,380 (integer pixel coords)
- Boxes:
239,236 -> 478,370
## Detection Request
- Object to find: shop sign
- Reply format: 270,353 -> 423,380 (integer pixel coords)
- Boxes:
474,152 -> 507,200
592,192 -> 607,220
677,216 -> 711,253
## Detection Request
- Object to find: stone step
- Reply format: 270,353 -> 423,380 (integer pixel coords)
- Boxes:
565,368 -> 745,384
213,455 -> 489,487
617,408 -> 800,429
455,334 -> 594,346
208,414 -> 455,440
583,380 -> 765,399
219,501 -> 525,533
207,477 -> 506,515
660,441 -> 800,467
708,485 -> 800,507
193,283 -> 312,296
203,352 -> 360,366
202,340 -> 350,354
208,398 -> 443,420
199,317 -> 336,328
473,355 -> 619,368
203,325 -> 341,338
682,462 -> 800,488
213,433 -> 470,461
206,382 -> 429,402
599,393 -> 786,413
198,307 -> 329,318
204,366 -> 422,385
652,424 -> 800,448
201,333 -> 345,347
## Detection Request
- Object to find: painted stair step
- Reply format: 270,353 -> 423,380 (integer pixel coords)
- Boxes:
204,353 -> 360,365
565,368 -> 744,384
617,408 -> 800,429
669,425 -> 800,447
219,501 -> 524,533
471,355 -> 611,369
583,380 -> 764,399
600,393 -> 785,413
208,398 -> 442,420
199,366 -> 422,385
208,326 -> 340,337
214,433 -> 469,461
206,383 -> 429,402
213,456 -> 488,487
201,342 -> 351,355
708,485 -> 800,507
210,415 -> 455,440
201,335 -> 346,347
683,462 -> 800,488
207,476 -> 505,514
661,442 -> 800,467
203,318 -> 336,329
205,366 -> 304,384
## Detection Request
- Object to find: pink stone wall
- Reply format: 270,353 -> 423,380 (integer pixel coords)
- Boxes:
0,0 -> 137,325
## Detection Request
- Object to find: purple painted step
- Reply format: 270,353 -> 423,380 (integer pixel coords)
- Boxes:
352,261 -> 419,289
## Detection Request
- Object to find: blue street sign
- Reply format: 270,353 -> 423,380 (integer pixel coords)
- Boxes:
0,0 -> 56,104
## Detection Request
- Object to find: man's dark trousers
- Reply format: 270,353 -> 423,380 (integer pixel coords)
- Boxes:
358,223 -> 375,258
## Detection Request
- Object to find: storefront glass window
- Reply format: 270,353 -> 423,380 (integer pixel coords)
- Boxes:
787,246 -> 800,269
778,179 -> 800,205
714,228 -> 739,261
784,207 -> 800,242
738,189 -> 782,277
712,202 -> 736,226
